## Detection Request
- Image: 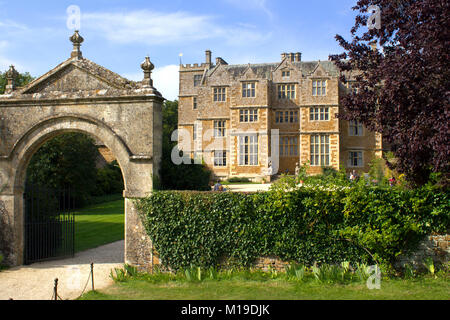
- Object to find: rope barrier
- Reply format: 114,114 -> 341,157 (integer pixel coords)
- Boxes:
50,262 -> 95,300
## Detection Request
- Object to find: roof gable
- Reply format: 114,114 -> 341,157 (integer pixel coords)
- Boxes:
21,58 -> 138,94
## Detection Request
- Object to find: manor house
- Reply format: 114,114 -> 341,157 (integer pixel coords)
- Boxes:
178,51 -> 385,181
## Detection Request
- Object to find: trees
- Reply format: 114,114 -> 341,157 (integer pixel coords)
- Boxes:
330,0 -> 449,186
0,70 -> 34,94
26,133 -> 99,206
159,100 -> 211,191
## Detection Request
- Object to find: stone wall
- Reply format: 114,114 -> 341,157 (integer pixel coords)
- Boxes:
137,234 -> 449,274
395,234 -> 449,271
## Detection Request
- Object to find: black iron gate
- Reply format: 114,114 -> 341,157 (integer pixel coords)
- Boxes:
24,184 -> 75,264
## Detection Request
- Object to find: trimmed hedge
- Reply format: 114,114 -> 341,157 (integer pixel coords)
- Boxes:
136,186 -> 449,273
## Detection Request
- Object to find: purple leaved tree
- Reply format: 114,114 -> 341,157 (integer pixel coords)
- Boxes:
330,0 -> 449,186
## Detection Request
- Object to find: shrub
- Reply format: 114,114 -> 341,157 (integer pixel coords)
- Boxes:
136,186 -> 449,273
26,133 -> 99,207
160,160 -> 212,191
226,177 -> 251,183
94,161 -> 124,196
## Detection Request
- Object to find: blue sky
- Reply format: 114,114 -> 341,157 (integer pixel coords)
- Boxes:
0,0 -> 358,100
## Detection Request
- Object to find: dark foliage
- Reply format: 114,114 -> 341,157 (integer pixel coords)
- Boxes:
26,133 -> 99,207
0,71 -> 34,94
94,160 -> 124,196
329,0 -> 450,186
159,100 -> 212,191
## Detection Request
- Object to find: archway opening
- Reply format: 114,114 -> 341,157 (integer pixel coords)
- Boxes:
23,132 -> 125,264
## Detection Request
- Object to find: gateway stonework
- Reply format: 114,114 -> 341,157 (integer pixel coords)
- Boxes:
178,51 -> 387,181
0,32 -> 163,268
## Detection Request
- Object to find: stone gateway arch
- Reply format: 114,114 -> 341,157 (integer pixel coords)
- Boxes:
0,31 -> 163,269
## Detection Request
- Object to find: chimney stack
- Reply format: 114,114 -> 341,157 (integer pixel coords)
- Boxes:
205,50 -> 212,68
282,52 -> 302,62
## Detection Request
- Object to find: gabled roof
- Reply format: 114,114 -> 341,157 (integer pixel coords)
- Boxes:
205,60 -> 340,80
0,31 -> 162,101
19,57 -> 139,95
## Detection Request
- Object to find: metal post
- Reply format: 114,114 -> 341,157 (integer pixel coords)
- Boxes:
54,278 -> 58,301
91,263 -> 94,291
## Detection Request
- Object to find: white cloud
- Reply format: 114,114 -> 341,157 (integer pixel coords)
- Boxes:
223,0 -> 274,20
153,64 -> 179,101
81,10 -> 269,46
124,64 -> 179,101
0,19 -> 29,31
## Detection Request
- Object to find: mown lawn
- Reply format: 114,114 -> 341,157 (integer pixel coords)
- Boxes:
74,198 -> 125,252
79,275 -> 449,300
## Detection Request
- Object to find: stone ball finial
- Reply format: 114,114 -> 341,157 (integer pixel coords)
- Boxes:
141,56 -> 154,87
70,30 -> 84,45
70,30 -> 84,59
141,56 -> 154,73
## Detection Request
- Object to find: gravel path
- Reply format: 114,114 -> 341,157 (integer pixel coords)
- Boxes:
0,240 -> 124,300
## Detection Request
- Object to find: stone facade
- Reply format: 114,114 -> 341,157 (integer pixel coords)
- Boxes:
0,32 -> 163,267
179,51 -> 387,180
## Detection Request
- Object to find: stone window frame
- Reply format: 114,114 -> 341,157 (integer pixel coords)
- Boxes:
310,134 -> 330,167
312,79 -> 327,96
193,123 -> 198,141
214,120 -> 226,137
282,70 -> 291,79
309,107 -> 330,121
193,74 -> 202,87
193,97 -> 198,110
238,135 -> 259,166
239,109 -> 259,123
349,120 -> 364,136
279,136 -> 299,157
348,150 -> 364,168
242,82 -> 256,98
213,150 -> 227,167
275,110 -> 298,124
277,84 -> 296,100
213,87 -> 227,102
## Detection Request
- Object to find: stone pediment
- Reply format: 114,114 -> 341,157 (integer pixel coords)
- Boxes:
25,64 -> 112,93
21,58 -> 138,95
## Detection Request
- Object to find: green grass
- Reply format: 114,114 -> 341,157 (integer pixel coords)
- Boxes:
74,199 -> 125,252
79,275 -> 449,300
